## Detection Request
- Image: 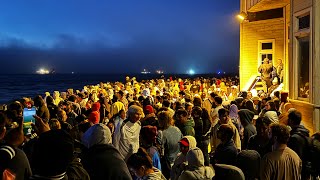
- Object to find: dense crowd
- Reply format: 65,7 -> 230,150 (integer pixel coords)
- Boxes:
0,76 -> 320,180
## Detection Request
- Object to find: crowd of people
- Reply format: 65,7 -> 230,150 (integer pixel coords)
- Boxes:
0,75 -> 320,180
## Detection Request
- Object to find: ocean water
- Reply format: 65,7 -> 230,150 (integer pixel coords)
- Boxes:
0,73 -> 219,104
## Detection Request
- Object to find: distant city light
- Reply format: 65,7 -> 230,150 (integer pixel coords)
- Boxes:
218,71 -> 221,74
36,68 -> 50,74
188,69 -> 195,75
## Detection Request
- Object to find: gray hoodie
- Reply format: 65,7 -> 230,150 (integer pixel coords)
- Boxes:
178,147 -> 215,180
171,136 -> 197,180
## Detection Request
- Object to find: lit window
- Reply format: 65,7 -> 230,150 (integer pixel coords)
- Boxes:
297,37 -> 310,98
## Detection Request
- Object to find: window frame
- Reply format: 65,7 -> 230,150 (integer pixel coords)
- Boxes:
257,39 -> 275,71
293,8 -> 312,102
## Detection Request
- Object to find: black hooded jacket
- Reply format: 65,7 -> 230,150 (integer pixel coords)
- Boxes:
287,125 -> 310,161
238,109 -> 257,149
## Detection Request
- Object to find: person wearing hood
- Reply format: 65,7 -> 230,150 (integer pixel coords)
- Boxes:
88,102 -> 100,125
263,100 -> 279,124
53,91 -> 63,106
287,110 -> 310,179
171,136 -> 197,180
229,104 -> 241,134
238,109 -> 257,149
127,148 -> 166,180
81,123 -> 132,180
178,147 -> 215,180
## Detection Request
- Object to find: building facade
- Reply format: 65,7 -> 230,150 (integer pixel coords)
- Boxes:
239,0 -> 320,133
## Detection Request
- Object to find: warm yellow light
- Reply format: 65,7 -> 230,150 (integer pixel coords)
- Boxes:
237,14 -> 245,20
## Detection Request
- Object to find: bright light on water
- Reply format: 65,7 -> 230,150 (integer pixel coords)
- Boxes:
188,69 -> 195,75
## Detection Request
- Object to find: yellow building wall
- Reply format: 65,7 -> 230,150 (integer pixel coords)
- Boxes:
240,18 -> 285,90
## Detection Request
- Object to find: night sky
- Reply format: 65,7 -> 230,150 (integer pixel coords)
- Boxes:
0,0 -> 240,74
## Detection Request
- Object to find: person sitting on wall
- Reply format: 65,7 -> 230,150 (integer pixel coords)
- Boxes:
258,58 -> 274,93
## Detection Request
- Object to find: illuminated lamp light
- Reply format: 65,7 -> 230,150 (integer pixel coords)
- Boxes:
188,69 -> 195,75
237,11 -> 248,21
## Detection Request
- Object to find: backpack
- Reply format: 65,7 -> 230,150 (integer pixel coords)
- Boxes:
296,133 -> 320,176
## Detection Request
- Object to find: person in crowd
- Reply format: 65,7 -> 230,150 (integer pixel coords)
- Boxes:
88,102 -> 100,125
175,109 -> 195,137
162,99 -> 175,119
45,96 -> 59,119
247,117 -> 272,157
48,118 -> 61,130
213,124 -> 238,165
191,106 -> 210,166
236,150 -> 261,180
178,147 -> 215,180
263,100 -> 279,124
210,96 -> 224,126
81,123 -> 132,180
260,124 -> 302,180
112,109 -> 126,150
238,109 -> 256,149
127,148 -> 166,180
157,110 -> 183,179
110,95 -> 126,118
258,98 -> 269,117
140,125 -> 162,171
57,109 -> 73,132
252,96 -> 261,115
229,104 -> 241,134
214,164 -> 245,180
141,105 -> 159,128
33,95 -> 50,122
118,105 -> 143,161
0,113 -> 32,180
171,136 -> 197,180
68,95 -> 81,116
279,103 -> 295,125
287,110 -> 310,179
53,91 -> 63,106
62,101 -> 78,127
211,108 -> 241,152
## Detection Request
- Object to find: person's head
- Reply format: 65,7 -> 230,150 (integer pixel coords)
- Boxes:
268,123 -> 290,145
140,125 -> 157,147
191,106 -> 202,120
218,108 -> 229,124
185,102 -> 193,116
214,96 -> 223,106
144,105 -> 154,115
119,109 -> 126,119
128,105 -> 144,123
217,124 -> 234,142
176,109 -> 188,124
68,95 -> 77,103
265,100 -> 276,111
158,110 -> 172,130
252,96 -> 260,105
33,95 -> 45,107
162,99 -> 170,108
127,148 -> 153,178
263,58 -> 269,64
238,109 -> 255,126
57,109 -> 67,122
255,117 -> 272,137
179,136 -> 197,155
33,130 -> 74,177
49,119 -> 61,130
193,96 -> 202,107
261,98 -> 269,108
186,147 -> 206,168
288,110 -> 302,127
62,101 -> 73,113
82,123 -> 112,149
